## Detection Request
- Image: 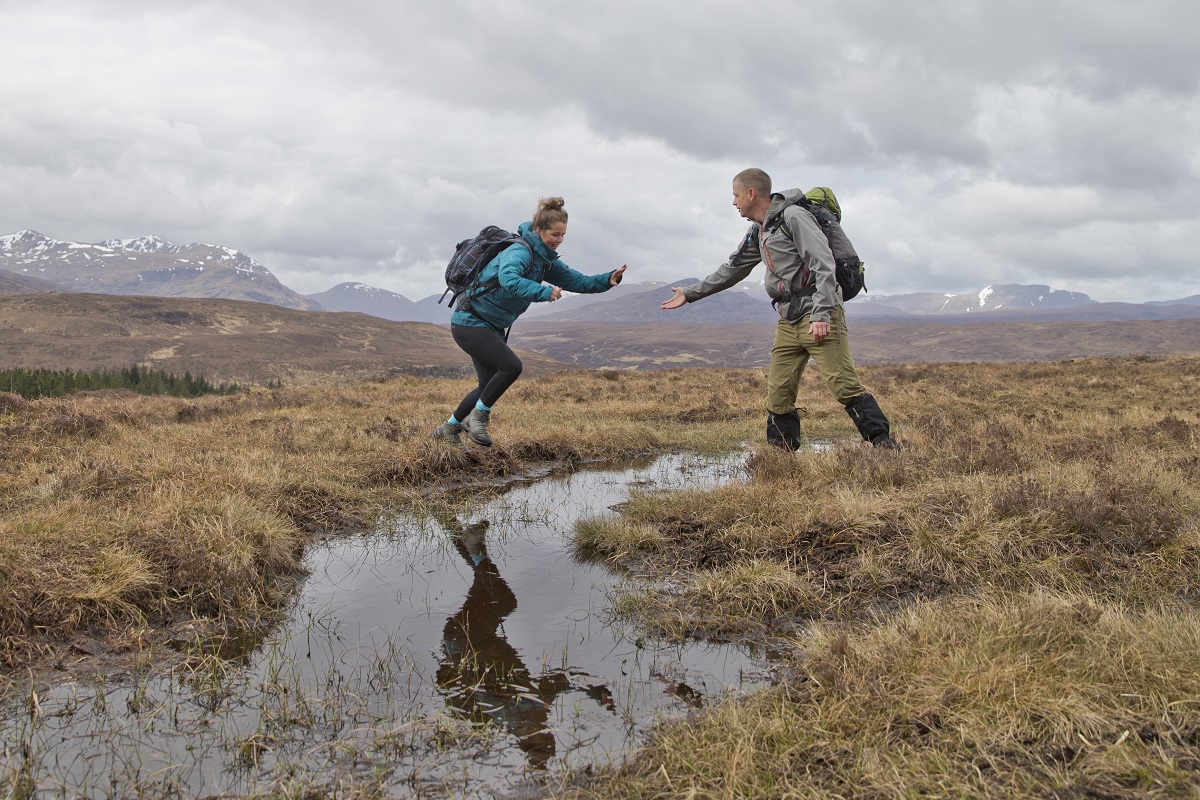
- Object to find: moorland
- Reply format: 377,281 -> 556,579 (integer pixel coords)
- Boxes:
2,354 -> 1199,798
512,317 -> 1200,368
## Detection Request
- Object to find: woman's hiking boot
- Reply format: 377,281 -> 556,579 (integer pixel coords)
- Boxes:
463,408 -> 493,447
432,421 -> 466,446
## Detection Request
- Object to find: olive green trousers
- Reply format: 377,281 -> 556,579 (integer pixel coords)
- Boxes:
766,306 -> 865,415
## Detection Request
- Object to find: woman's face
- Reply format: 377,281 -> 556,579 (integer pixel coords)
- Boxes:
537,222 -> 566,251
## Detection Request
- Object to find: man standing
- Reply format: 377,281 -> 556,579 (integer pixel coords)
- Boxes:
661,168 -> 898,450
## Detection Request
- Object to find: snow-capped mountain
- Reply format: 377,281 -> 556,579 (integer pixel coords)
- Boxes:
96,235 -> 180,254
854,284 -> 1094,315
0,230 -> 322,311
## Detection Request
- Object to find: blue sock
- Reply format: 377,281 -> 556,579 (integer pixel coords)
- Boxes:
448,415 -> 460,425
475,400 -> 492,413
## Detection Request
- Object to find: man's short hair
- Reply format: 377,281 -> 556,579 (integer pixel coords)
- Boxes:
734,168 -> 771,195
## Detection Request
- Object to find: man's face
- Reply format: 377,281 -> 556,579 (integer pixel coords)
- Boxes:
732,181 -> 755,220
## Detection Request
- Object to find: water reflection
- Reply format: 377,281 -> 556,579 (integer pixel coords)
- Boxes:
435,516 -> 624,770
435,518 -> 563,768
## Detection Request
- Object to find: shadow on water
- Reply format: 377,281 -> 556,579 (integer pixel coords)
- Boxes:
0,448 -> 812,798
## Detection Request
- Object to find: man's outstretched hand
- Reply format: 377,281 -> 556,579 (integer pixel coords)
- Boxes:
661,287 -> 687,310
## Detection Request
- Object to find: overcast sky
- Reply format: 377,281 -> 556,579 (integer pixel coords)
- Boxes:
2,1 -> 1198,303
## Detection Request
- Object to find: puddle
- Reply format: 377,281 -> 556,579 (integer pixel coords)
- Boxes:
1,450 -> 781,798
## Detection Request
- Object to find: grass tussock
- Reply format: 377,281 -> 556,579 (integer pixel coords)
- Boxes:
575,518 -> 666,562
580,358 -> 1200,630
560,593 -> 1200,799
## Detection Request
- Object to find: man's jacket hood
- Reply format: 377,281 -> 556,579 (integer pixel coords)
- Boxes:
763,189 -> 809,233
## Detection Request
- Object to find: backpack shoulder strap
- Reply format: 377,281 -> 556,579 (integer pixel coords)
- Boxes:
770,197 -> 814,239
464,237 -> 535,299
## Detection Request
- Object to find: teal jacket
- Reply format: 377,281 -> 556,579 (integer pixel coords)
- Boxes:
451,221 -> 616,332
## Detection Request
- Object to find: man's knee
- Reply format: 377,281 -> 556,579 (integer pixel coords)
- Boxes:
766,398 -> 796,416
835,388 -> 865,407
826,375 -> 865,404
766,369 -> 805,414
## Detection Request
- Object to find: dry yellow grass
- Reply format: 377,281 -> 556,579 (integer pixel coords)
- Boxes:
585,358 -> 1200,631
559,355 -> 1200,799
557,593 -> 1200,799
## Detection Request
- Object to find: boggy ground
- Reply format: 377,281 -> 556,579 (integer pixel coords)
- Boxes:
565,356 -> 1200,799
0,367 -> 767,684
2,356 -> 1199,799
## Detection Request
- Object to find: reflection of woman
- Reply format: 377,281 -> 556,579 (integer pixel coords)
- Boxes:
435,520 -> 569,769
432,197 -> 627,448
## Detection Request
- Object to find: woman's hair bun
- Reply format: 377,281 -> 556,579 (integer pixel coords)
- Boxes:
532,196 -> 569,230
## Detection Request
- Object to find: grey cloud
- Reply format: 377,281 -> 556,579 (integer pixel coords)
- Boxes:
1,0 -> 1198,304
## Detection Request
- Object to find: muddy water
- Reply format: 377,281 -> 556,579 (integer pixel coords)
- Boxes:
2,451 -> 774,798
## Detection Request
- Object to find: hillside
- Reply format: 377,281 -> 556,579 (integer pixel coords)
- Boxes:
0,270 -> 61,295
511,317 -> 1200,369
0,293 -> 569,386
4,292 -> 1199,387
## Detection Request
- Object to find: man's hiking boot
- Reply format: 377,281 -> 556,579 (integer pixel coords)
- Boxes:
432,421 -> 465,446
463,408 -> 493,447
845,393 -> 895,447
766,409 -> 803,451
871,433 -> 900,450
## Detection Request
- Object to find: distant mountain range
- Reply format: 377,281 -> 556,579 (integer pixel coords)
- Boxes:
307,279 -> 1200,324
307,282 -> 450,323
0,230 -> 320,310
3,229 -> 1198,324
308,276 -> 1200,324
4,230 -> 1200,383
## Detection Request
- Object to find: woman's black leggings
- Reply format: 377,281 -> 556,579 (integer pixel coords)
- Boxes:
451,323 -> 524,421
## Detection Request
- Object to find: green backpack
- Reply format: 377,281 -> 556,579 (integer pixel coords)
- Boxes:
781,187 -> 867,301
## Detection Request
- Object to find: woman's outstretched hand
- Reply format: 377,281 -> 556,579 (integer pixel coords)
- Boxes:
660,287 -> 687,310
609,264 -> 627,286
